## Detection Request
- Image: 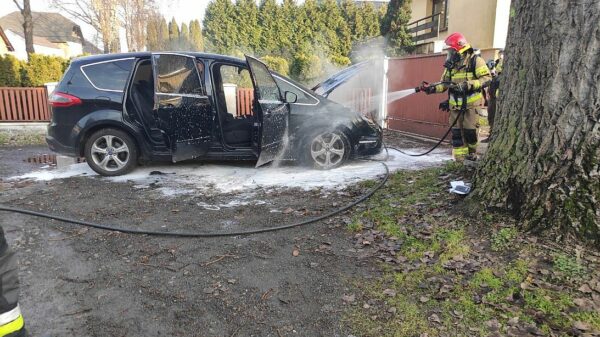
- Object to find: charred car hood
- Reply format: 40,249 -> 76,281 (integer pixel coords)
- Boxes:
311,61 -> 370,97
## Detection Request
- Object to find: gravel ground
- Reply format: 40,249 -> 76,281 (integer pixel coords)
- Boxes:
0,133 -> 445,337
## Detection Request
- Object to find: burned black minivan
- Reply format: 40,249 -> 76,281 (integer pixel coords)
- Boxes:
46,52 -> 382,176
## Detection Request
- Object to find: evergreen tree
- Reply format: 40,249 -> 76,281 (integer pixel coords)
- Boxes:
361,3 -> 381,39
300,0 -> 325,48
278,0 -> 297,56
180,22 -> 190,50
189,20 -> 204,51
168,17 -> 180,49
203,0 -> 238,54
146,15 -> 160,51
321,0 -> 351,62
341,0 -> 360,40
158,17 -> 169,50
258,0 -> 278,55
235,0 -> 261,53
381,0 -> 413,56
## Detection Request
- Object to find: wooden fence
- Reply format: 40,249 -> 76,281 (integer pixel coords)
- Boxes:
0,87 -> 50,122
237,88 -> 254,117
0,86 -> 372,123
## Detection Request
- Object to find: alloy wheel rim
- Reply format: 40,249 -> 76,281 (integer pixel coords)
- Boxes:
90,135 -> 130,172
310,132 -> 345,169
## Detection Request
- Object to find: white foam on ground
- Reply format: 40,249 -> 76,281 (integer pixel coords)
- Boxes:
10,149 -> 450,195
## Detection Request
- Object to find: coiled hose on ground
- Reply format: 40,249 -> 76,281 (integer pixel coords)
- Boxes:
0,151 -> 391,238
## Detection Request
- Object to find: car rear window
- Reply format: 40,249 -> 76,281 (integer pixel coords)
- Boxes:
81,59 -> 135,91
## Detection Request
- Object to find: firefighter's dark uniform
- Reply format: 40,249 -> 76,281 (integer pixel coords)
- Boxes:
434,48 -> 492,160
0,227 -> 25,337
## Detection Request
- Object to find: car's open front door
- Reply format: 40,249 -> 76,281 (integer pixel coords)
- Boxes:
245,55 -> 289,167
152,53 -> 212,162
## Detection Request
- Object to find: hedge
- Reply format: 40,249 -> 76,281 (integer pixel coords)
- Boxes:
0,54 -> 69,87
0,55 -> 23,87
261,55 -> 290,76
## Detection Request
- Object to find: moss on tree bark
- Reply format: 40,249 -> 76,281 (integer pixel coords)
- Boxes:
474,0 -> 600,243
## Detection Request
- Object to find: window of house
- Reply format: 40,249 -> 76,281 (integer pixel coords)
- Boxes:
432,0 -> 448,31
81,59 -> 134,92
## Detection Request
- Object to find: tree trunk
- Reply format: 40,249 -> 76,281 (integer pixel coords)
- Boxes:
474,0 -> 600,243
21,0 -> 35,58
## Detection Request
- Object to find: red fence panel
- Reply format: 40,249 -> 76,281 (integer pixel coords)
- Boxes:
236,88 -> 254,117
386,54 -> 449,139
0,87 -> 50,122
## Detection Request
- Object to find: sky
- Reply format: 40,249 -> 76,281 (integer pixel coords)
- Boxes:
0,0 -> 211,47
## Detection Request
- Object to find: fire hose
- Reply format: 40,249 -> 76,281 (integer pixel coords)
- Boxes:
0,81 -> 464,237
389,81 -> 468,157
0,152 -> 391,238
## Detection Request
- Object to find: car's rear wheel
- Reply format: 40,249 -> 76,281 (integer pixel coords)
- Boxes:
84,128 -> 137,176
306,130 -> 350,170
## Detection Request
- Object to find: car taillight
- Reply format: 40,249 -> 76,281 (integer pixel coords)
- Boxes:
49,92 -> 82,107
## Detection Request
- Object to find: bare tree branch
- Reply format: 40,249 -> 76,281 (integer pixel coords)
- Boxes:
12,0 -> 23,12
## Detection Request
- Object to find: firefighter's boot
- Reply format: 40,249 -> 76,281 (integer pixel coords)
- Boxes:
452,146 -> 469,162
466,143 -> 478,161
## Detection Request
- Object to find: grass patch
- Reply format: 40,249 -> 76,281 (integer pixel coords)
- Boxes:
344,165 -> 599,336
553,253 -> 587,280
490,227 -> 518,251
0,130 -> 46,146
347,219 -> 363,232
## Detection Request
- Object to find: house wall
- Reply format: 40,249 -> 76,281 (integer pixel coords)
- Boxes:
0,39 -> 8,54
409,0 -> 510,52
4,30 -> 82,60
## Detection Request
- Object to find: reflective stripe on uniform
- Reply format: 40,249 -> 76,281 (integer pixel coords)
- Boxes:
449,92 -> 484,106
0,315 -> 24,337
467,142 -> 478,150
0,306 -> 20,326
471,80 -> 481,90
446,72 -> 475,80
475,65 -> 489,77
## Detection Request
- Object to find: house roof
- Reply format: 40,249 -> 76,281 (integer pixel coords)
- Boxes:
0,11 -> 83,44
0,25 -> 14,51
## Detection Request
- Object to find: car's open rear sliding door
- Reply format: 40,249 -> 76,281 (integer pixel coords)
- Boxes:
152,53 -> 212,162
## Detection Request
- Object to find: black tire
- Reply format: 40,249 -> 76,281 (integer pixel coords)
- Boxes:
84,128 -> 138,176
303,130 -> 351,170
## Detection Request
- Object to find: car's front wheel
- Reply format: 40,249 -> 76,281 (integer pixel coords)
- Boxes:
84,128 -> 137,176
306,130 -> 350,170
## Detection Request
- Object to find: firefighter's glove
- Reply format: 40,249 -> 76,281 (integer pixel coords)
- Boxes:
439,100 -> 450,112
426,86 -> 437,94
416,82 -> 436,94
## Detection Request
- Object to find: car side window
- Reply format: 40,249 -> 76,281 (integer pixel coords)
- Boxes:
81,59 -> 134,91
155,55 -> 203,95
217,64 -> 254,117
274,77 -> 319,105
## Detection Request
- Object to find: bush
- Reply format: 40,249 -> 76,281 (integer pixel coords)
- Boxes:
329,54 -> 351,67
260,55 -> 290,76
0,55 -> 24,87
21,54 -> 66,87
290,52 -> 323,85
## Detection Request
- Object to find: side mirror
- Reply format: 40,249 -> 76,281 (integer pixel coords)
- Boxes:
284,91 -> 297,104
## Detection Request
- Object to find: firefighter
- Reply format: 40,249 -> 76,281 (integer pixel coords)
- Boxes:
0,227 -> 26,337
421,33 -> 492,161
